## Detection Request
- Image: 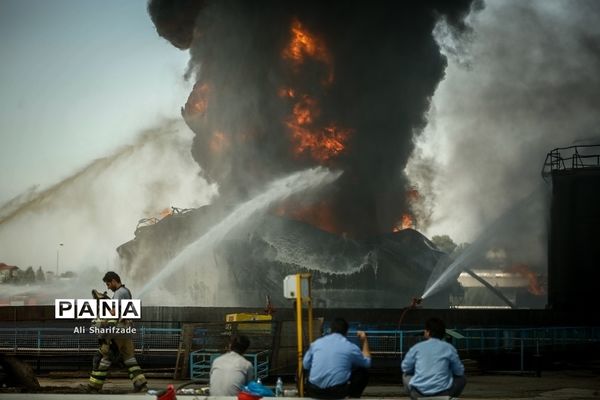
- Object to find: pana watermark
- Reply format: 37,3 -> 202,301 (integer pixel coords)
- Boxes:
54,299 -> 141,319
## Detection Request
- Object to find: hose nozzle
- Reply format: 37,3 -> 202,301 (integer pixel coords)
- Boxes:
411,297 -> 422,307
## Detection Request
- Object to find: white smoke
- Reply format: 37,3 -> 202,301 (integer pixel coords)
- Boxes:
408,0 -> 600,244
0,119 -> 217,273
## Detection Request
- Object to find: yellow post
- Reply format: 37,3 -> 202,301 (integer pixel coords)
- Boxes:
295,274 -> 304,397
290,273 -> 313,397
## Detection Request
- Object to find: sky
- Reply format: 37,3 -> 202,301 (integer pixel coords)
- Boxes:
0,0 -> 191,203
0,0 -> 215,271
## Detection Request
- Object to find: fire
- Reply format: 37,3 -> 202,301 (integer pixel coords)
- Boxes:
274,200 -> 340,235
209,131 -> 230,153
393,214 -> 415,232
159,208 -> 172,219
278,87 -> 296,98
184,82 -> 211,116
406,188 -> 420,202
283,93 -> 350,162
507,264 -> 545,296
292,95 -> 318,125
288,124 -> 349,161
279,18 -> 349,163
282,18 -> 333,84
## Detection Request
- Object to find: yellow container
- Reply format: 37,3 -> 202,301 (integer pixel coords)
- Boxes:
226,313 -> 272,322
225,313 -> 272,332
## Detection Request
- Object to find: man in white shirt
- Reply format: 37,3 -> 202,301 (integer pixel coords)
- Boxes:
210,335 -> 254,396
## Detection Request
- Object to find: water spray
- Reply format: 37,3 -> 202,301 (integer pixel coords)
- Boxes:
138,167 -> 342,298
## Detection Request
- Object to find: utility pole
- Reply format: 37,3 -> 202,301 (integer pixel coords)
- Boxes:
56,243 -> 64,276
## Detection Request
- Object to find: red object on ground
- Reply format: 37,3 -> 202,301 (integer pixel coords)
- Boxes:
238,391 -> 262,400
157,384 -> 176,400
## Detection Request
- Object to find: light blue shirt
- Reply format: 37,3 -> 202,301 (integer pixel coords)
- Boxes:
303,333 -> 371,388
401,338 -> 464,395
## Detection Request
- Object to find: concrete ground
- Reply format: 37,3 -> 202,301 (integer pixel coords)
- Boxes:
0,370 -> 599,399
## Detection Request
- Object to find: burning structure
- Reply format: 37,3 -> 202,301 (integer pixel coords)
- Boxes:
116,0 -> 477,307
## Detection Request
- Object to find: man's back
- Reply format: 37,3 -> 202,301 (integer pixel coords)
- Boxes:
304,333 -> 370,388
401,338 -> 464,395
210,351 -> 254,396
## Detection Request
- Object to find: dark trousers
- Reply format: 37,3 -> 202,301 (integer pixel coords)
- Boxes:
306,368 -> 369,399
402,373 -> 466,399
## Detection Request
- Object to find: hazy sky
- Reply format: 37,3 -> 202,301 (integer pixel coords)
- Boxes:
0,0 -> 191,204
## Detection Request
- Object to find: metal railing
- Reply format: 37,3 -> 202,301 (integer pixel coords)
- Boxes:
542,144 -> 600,179
2,325 -> 599,374
0,327 -> 181,355
347,326 -> 600,358
189,349 -> 270,381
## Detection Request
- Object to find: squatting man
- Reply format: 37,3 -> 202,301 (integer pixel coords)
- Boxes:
401,317 -> 466,399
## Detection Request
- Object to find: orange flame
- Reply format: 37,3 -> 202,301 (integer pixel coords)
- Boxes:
159,208 -> 172,219
283,94 -> 350,162
280,19 -> 348,162
292,95 -> 318,125
209,131 -> 230,153
274,200 -> 340,235
287,123 -> 350,162
278,87 -> 296,98
393,214 -> 415,232
282,18 -> 333,84
185,82 -> 211,116
406,188 -> 420,202
507,264 -> 545,296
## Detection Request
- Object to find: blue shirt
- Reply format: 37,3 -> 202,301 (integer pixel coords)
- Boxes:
303,333 -> 371,388
401,338 -> 464,395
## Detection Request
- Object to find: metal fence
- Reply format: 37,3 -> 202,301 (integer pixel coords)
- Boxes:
189,349 -> 270,381
2,325 -> 599,374
3,326 -> 599,356
0,327 -> 181,355
347,326 -> 600,357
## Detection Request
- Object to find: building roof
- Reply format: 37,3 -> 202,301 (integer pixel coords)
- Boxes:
0,262 -> 19,271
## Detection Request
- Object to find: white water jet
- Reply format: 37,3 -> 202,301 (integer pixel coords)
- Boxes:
138,167 -> 342,297
421,185 -> 548,300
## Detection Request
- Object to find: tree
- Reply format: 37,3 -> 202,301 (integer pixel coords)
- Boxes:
431,235 -> 457,254
36,266 -> 45,282
24,266 -> 35,284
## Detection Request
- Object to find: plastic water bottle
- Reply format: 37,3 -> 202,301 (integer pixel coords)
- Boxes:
275,377 -> 283,397
256,377 -> 262,384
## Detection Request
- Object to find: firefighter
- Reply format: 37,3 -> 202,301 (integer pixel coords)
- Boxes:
86,271 -> 147,393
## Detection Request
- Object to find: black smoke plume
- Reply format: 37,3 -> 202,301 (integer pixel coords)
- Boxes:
148,0 -> 475,237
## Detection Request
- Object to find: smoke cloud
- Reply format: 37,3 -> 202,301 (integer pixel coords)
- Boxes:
149,0 -> 475,237
408,0 -> 600,246
0,120 -> 216,272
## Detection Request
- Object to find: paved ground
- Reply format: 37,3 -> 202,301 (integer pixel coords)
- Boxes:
0,370 -> 599,399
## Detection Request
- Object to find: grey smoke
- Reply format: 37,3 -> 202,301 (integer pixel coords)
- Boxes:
0,120 -> 215,271
409,0 -> 600,248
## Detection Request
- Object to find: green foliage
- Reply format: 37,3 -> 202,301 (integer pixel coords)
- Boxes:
431,234 -> 457,254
